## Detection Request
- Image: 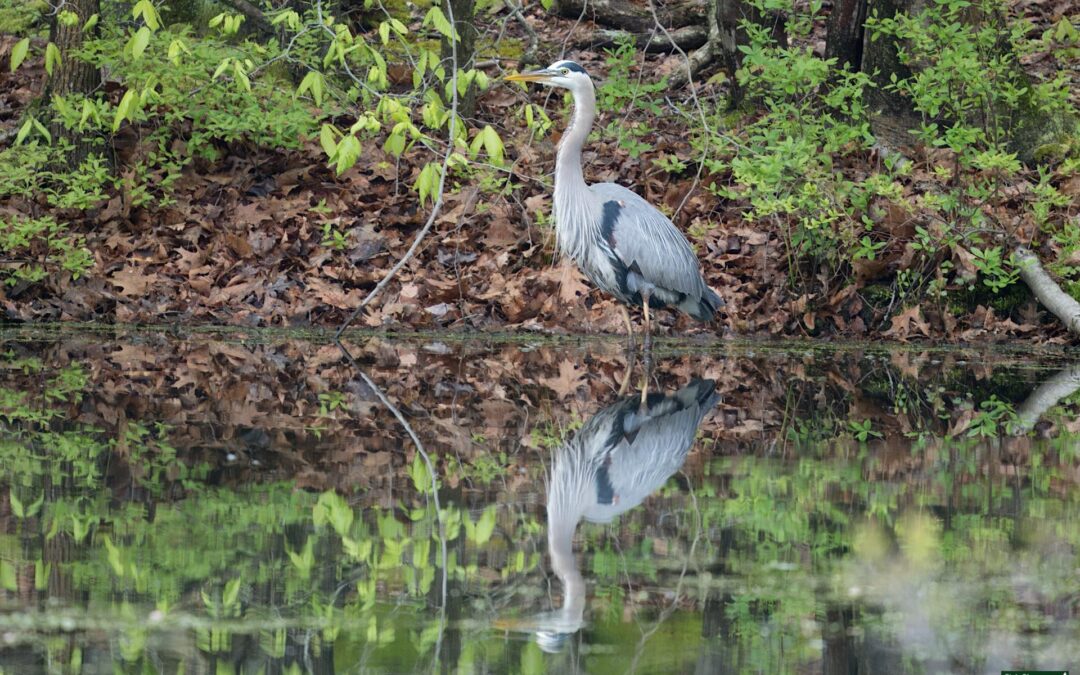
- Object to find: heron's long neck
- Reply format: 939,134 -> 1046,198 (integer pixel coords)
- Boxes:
553,84 -> 599,262
548,508 -> 586,620
555,87 -> 594,193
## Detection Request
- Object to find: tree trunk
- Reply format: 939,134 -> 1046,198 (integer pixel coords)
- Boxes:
716,0 -> 786,104
861,0 -> 1075,160
860,0 -> 925,149
44,0 -> 101,165
442,0 -> 477,117
826,0 -> 868,68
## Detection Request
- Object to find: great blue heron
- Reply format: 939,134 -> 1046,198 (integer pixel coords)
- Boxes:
497,378 -> 720,652
506,61 -> 724,346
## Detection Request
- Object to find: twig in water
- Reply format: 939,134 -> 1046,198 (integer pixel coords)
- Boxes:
336,341 -> 449,664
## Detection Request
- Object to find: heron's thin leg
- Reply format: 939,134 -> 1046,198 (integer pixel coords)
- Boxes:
620,305 -> 635,351
640,293 -> 652,406
617,347 -> 636,395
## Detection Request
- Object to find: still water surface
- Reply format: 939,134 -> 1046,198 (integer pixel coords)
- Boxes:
0,329 -> 1077,673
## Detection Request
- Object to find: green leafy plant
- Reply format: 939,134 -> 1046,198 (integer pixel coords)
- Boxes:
0,215 -> 93,285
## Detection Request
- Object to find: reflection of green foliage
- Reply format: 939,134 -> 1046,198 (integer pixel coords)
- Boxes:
2,347 -> 1080,673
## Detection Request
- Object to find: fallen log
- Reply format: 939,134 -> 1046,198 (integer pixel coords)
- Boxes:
1014,245 -> 1080,336
554,0 -> 706,33
581,25 -> 709,52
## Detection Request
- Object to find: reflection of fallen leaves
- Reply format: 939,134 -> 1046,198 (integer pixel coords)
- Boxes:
540,359 -> 587,398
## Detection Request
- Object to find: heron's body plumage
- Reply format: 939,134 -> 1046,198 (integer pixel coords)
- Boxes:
538,60 -> 723,324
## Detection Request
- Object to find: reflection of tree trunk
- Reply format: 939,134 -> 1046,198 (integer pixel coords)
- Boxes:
826,0 -> 867,68
441,0 -> 477,117
44,0 -> 101,165
695,592 -> 737,673
1015,363 -> 1080,432
822,605 -> 856,675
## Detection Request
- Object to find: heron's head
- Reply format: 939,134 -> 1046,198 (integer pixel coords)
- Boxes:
506,60 -> 592,95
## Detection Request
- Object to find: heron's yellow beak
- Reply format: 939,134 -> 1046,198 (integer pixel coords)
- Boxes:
505,70 -> 554,83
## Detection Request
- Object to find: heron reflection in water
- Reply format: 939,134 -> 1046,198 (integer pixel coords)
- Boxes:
502,378 -> 720,652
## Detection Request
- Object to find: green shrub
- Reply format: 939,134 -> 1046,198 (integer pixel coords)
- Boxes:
0,215 -> 93,286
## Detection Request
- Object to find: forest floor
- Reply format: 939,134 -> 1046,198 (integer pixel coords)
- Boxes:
0,0 -> 1078,342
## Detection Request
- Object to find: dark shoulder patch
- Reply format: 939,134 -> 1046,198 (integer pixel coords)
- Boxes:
601,200 -> 621,247
595,464 -> 615,505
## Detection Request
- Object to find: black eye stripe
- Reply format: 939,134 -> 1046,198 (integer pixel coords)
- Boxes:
550,61 -> 587,75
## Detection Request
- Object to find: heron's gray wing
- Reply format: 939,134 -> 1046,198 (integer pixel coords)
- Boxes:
590,182 -> 706,299
583,380 -> 718,523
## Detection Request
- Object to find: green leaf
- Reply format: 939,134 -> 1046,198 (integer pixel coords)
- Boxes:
0,561 -> 15,591
9,37 -> 29,72
233,61 -> 250,92
480,126 -> 504,166
415,161 -> 441,208
131,26 -> 151,60
31,118 -> 51,145
473,505 -> 496,545
223,577 -> 242,608
14,118 -> 32,145
343,537 -> 372,561
44,42 -> 61,76
72,515 -> 91,543
319,125 -> 338,157
34,559 -> 50,590
383,127 -> 406,158
409,452 -> 430,492
423,7 -> 458,41
331,134 -> 360,175
103,535 -> 124,577
167,38 -> 189,66
83,13 -> 99,31
113,89 -> 136,132
297,71 -> 326,106
9,492 -> 23,518
379,21 -> 390,45
132,0 -> 160,30
26,493 -> 43,517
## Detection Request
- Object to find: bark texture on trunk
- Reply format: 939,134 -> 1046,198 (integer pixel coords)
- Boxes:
716,0 -> 786,104
861,0 -> 926,149
44,0 -> 101,165
442,0 -> 478,117
826,0 -> 868,68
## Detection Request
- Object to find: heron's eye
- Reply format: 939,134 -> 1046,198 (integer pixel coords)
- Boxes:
560,68 -> 570,75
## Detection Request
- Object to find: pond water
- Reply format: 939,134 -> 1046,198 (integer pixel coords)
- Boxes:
0,328 -> 1077,674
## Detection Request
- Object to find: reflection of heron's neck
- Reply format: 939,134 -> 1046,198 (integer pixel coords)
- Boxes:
548,504 -> 586,622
